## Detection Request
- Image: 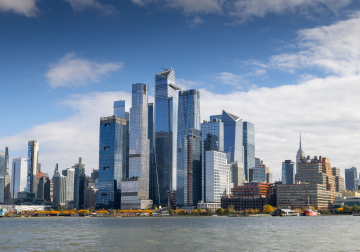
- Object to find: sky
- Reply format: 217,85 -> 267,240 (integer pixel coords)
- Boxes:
1,0 -> 360,180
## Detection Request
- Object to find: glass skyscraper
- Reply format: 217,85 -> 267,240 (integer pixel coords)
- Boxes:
282,160 -> 295,184
201,119 -> 224,202
176,89 -> 201,206
0,152 -> 5,202
148,103 -> 157,202
27,140 -> 39,198
154,69 -> 181,206
96,115 -> 127,209
11,157 -> 28,199
221,110 -> 243,163
345,167 -> 358,191
73,157 -> 86,209
243,121 -> 255,181
114,100 -> 129,179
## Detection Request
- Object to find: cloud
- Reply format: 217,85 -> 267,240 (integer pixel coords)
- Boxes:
230,0 -> 352,22
176,78 -> 198,90
0,0 -> 39,17
215,72 -> 246,87
63,0 -> 117,15
187,16 -> 204,27
132,0 -> 223,14
270,13 -> 360,76
45,53 -> 123,88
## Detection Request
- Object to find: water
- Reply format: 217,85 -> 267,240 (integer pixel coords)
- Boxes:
0,215 -> 357,251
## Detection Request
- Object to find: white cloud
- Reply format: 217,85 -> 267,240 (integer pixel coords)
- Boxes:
215,72 -> 245,86
0,0 -> 39,17
45,53 -> 123,88
187,16 -> 204,27
270,13 -> 360,76
132,0 -> 223,14
230,0 -> 352,22
176,78 -> 198,90
63,0 -> 117,15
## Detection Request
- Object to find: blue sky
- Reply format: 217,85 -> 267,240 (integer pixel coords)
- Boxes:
1,0 -> 360,179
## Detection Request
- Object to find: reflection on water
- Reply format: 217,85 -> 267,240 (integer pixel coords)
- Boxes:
0,216 -> 358,251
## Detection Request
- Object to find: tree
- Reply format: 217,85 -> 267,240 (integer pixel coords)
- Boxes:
343,205 -> 352,213
215,208 -> 224,215
262,205 -> 275,214
57,206 -> 67,211
352,205 -> 360,213
88,207 -> 95,212
224,207 -> 231,215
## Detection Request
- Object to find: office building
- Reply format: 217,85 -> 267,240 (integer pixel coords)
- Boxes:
97,115 -> 127,209
4,147 -> 10,202
121,83 -> 152,210
282,160 -> 295,184
27,140 -> 39,198
252,160 -> 269,183
148,103 -> 157,202
176,89 -> 201,206
52,164 -> 66,206
0,152 -> 4,202
243,121 -> 255,181
62,168 -> 75,204
332,167 -> 345,193
231,161 -> 245,188
345,167 -> 357,191
114,100 -> 129,179
73,157 -> 86,209
11,157 -> 28,199
204,151 -> 230,203
201,119 -> 224,202
37,176 -> 50,201
154,69 -> 181,206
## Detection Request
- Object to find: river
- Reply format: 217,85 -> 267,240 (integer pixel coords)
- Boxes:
0,215 -> 356,251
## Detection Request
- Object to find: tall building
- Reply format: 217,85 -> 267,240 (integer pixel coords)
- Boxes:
0,152 -> 5,202
201,119 -> 224,202
52,164 -> 66,206
62,168 -> 75,204
296,134 -> 305,174
97,115 -> 127,209
243,122 -> 255,181
114,101 -> 129,179
73,157 -> 86,209
176,89 -> 201,206
37,176 -> 50,201
148,103 -> 157,202
221,110 -> 243,163
282,160 -> 295,184
4,147 -> 10,202
252,160 -> 269,182
154,69 -> 181,206
332,167 -> 345,193
27,140 -> 39,198
231,161 -> 245,188
11,157 -> 28,199
121,83 -> 152,210
204,151 -> 230,203
345,167 -> 357,191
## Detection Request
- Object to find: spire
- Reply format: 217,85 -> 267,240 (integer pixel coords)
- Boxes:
54,163 -> 59,175
299,133 -> 302,150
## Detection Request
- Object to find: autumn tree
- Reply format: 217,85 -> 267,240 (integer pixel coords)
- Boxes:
343,205 -> 351,213
262,204 -> 275,214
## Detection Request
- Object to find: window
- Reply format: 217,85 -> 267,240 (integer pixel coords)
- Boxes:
104,123 -> 110,127
104,147 -> 110,151
103,167 -> 110,171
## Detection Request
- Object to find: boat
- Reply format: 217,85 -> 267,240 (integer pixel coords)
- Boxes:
304,197 -> 318,216
271,208 -> 299,217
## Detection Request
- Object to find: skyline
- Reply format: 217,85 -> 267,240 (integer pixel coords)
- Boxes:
1,1 -> 360,179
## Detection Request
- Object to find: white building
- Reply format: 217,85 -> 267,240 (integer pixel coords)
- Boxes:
11,157 -> 28,199
205,151 -> 230,203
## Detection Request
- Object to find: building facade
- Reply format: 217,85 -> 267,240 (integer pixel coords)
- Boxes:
295,135 -> 305,175
345,167 -> 358,191
73,157 -> 86,209
221,110 -> 243,164
176,89 -> 201,206
27,140 -> 39,198
282,160 -> 295,184
243,122 -> 255,181
154,69 -> 181,206
97,115 -> 127,209
11,157 -> 28,199
0,152 -> 5,202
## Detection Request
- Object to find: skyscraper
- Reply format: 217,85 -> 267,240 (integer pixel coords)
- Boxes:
296,134 -> 305,175
114,101 -> 129,179
345,167 -> 358,191
62,168 -> 75,204
114,100 -> 125,118
176,89 -> 201,206
282,160 -> 295,184
201,119 -> 224,202
4,147 -> 10,202
53,164 -> 66,205
243,122 -> 255,181
11,157 -> 28,199
73,157 -> 86,209
27,140 -> 39,198
221,110 -> 243,163
148,103 -> 157,202
154,69 -> 181,206
121,83 -> 152,210
97,115 -> 127,209
0,152 -> 5,202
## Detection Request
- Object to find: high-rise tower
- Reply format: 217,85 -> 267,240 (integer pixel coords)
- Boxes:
154,69 -> 181,206
27,140 -> 39,197
222,110 -> 243,163
296,134 -> 305,175
176,89 -> 201,206
243,122 -> 255,181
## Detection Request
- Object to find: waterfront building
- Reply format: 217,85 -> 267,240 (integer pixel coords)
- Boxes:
345,167 -> 357,191
201,119 -> 224,202
37,176 -> 50,201
204,151 -> 230,203
295,134 -> 305,175
4,147 -> 10,202
252,160 -> 269,183
121,83 -> 152,210
85,186 -> 97,208
154,69 -> 181,206
197,202 -> 221,211
73,157 -> 86,209
62,168 -> 75,204
97,115 -> 127,209
277,155 -> 342,210
148,103 -> 157,202
176,89 -> 201,206
114,101 -> 129,179
282,160 -> 295,184
11,157 -> 28,199
0,152 -> 5,202
231,161 -> 245,188
332,167 -> 345,193
243,122 -> 255,181
27,140 -> 39,198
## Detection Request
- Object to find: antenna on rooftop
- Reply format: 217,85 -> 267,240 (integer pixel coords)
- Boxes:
162,68 -> 169,71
